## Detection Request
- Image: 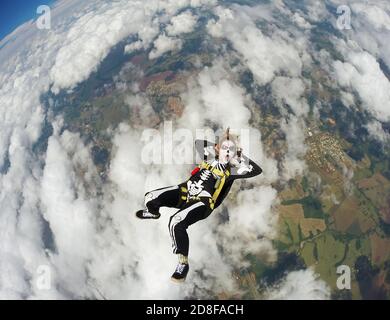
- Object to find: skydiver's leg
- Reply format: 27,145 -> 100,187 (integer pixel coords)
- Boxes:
168,199 -> 212,282
145,185 -> 181,214
136,184 -> 184,219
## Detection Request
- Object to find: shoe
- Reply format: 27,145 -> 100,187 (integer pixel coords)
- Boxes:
171,263 -> 189,283
135,209 -> 160,219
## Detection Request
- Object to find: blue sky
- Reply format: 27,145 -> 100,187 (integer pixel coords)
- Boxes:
0,0 -> 55,41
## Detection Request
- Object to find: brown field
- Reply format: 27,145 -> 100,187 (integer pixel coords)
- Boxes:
278,204 -> 304,244
233,272 -> 260,299
300,218 -> 326,238
357,212 -> 376,233
279,183 -> 307,202
279,204 -> 304,223
332,196 -> 360,233
139,70 -> 174,91
357,173 -> 389,189
370,233 -> 390,265
279,204 -> 326,240
357,173 -> 390,223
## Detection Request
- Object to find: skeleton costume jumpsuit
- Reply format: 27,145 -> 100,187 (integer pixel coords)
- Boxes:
143,140 -> 263,256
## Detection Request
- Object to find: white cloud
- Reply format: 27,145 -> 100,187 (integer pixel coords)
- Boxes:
365,120 -> 390,143
124,40 -> 144,54
186,62 -> 251,128
305,0 -> 328,23
40,128 -> 99,297
50,0 -> 215,93
352,2 -> 390,31
292,12 -> 312,29
207,6 -> 303,86
166,11 -> 198,36
266,268 -> 330,300
50,2 -> 160,93
149,34 -> 183,60
271,77 -> 308,180
96,124 -> 185,299
329,0 -> 390,71
340,91 -> 355,108
333,51 -> 390,121
272,76 -> 310,117
0,0 -> 97,299
216,186 -> 278,267
280,116 -> 308,180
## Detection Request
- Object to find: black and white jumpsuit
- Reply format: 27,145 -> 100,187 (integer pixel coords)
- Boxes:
143,140 -> 262,256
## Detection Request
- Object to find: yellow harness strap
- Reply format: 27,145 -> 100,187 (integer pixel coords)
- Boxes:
198,161 -> 230,210
180,186 -> 187,201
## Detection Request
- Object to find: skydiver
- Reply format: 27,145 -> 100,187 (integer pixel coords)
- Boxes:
136,128 -> 263,282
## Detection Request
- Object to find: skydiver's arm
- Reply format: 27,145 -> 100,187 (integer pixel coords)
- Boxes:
229,154 -> 262,180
